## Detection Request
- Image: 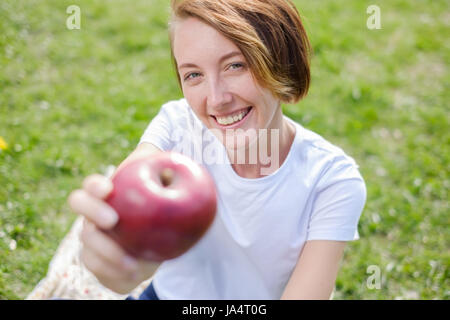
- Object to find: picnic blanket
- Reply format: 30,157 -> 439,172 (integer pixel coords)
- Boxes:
26,215 -> 151,300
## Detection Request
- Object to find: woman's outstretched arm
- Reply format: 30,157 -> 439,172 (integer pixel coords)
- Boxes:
281,240 -> 347,300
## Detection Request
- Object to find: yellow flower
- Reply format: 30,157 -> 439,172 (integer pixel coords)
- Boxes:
0,136 -> 8,150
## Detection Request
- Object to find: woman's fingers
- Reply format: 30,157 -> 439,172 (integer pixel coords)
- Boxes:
82,174 -> 113,199
81,245 -> 134,281
68,173 -> 161,293
68,189 -> 118,229
80,221 -> 139,276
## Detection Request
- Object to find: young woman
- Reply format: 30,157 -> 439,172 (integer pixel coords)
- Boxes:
68,0 -> 367,300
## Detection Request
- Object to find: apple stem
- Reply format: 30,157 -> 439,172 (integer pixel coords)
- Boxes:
160,168 -> 174,187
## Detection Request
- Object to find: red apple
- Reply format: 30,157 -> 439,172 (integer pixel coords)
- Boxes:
104,151 -> 217,261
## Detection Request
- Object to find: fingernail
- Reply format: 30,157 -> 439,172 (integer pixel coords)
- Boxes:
99,208 -> 118,226
97,180 -> 113,197
101,180 -> 113,195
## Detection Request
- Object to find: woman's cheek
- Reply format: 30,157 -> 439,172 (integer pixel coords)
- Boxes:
229,75 -> 260,100
183,94 -> 207,122
183,88 -> 201,109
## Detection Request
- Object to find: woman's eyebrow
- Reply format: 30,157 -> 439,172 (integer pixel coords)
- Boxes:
178,51 -> 243,70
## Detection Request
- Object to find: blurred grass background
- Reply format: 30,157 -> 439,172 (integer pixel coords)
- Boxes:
0,0 -> 448,299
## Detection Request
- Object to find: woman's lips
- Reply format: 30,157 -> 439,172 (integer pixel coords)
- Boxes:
211,106 -> 253,129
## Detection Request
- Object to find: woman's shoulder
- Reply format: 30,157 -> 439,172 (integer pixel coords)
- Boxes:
290,120 -> 358,165
160,98 -> 203,125
290,121 -> 366,197
159,97 -> 190,115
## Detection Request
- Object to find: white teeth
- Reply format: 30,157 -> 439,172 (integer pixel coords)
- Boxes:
216,108 -> 250,126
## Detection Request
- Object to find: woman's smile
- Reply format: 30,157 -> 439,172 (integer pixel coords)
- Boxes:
211,106 -> 253,129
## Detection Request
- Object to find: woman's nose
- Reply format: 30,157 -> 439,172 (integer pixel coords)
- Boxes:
206,78 -> 232,109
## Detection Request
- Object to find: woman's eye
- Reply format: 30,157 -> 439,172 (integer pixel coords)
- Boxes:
229,62 -> 244,70
184,72 -> 201,81
184,63 -> 246,82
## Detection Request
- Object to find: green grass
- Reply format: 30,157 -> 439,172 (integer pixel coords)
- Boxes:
0,0 -> 448,299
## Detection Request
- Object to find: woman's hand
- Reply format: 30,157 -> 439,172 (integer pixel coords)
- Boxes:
68,174 -> 160,294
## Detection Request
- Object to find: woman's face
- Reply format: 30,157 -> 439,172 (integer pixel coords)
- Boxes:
172,17 -> 281,150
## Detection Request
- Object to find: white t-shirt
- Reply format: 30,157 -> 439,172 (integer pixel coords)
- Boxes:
138,98 -> 367,299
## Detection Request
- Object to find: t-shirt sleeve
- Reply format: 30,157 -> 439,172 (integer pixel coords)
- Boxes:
137,102 -> 177,151
306,158 -> 367,241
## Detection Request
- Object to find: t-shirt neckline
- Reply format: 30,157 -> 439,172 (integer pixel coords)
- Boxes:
218,116 -> 301,185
